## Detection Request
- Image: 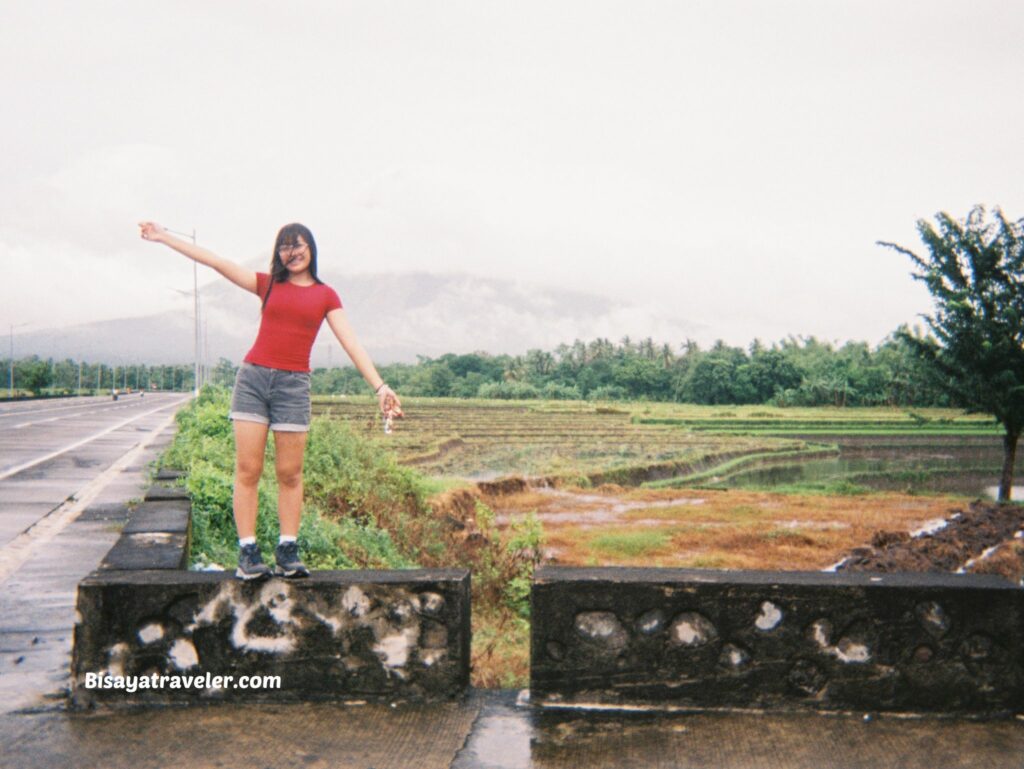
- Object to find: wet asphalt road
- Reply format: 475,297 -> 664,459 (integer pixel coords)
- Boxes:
0,392 -> 186,714
0,392 -> 189,548
1,394 -> 1023,768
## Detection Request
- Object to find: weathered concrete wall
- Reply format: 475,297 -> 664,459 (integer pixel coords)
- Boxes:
72,568 -> 470,708
531,566 -> 1023,715
72,480 -> 472,708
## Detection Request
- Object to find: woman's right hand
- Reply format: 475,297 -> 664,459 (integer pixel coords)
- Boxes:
378,385 -> 403,419
138,221 -> 168,243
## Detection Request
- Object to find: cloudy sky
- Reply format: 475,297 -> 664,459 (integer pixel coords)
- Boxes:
3,0 -> 1023,354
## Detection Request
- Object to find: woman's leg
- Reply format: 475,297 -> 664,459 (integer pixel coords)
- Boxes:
273,430 -> 308,537
233,420 -> 270,538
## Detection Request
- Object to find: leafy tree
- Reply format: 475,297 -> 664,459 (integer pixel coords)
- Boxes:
747,348 -> 801,403
211,357 -> 238,387
16,357 -> 51,395
879,206 -> 1024,501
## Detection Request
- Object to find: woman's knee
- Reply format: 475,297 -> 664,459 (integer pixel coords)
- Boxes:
276,463 -> 303,490
235,456 -> 264,487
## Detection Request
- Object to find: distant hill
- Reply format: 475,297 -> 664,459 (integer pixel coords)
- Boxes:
15,272 -> 702,365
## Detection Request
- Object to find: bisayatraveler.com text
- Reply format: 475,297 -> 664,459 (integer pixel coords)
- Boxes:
83,672 -> 281,692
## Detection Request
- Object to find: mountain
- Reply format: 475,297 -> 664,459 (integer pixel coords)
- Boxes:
14,272 -> 702,365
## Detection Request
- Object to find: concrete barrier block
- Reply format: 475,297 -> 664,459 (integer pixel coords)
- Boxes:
122,500 -> 190,535
71,568 -> 471,708
531,566 -> 1023,714
143,485 -> 190,502
99,532 -> 188,571
154,469 -> 187,481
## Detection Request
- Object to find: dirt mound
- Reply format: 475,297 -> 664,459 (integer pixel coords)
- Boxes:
402,437 -> 465,466
477,477 -> 531,496
968,540 -> 1024,583
428,487 -> 488,531
838,500 -> 1024,581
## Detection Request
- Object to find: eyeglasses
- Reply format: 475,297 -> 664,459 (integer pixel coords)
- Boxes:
278,243 -> 308,257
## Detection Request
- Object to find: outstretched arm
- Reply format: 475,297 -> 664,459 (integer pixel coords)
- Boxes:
325,308 -> 403,417
138,221 -> 258,294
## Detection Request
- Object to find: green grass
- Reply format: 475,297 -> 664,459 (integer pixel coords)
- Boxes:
588,530 -> 672,558
761,479 -> 874,496
643,445 -> 838,489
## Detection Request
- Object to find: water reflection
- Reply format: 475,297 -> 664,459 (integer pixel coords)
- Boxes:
711,435 -> 1022,499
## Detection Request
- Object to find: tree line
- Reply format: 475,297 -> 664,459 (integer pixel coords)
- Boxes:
308,327 -> 955,408
0,334 -> 950,407
0,358 -> 239,397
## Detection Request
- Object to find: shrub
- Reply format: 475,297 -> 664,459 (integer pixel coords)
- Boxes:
163,386 -> 411,571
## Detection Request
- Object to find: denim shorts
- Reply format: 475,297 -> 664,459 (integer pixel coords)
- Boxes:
230,363 -> 311,432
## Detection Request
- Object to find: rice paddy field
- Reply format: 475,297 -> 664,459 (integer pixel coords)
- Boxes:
312,396 -> 1017,686
312,395 -> 1012,572
312,396 -> 1003,491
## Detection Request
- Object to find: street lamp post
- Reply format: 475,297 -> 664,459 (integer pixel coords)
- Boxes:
165,227 -> 200,397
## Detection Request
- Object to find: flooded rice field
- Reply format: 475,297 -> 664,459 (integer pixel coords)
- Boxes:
706,434 -> 1022,500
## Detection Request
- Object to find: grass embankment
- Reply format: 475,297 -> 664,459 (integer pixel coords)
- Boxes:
160,387 -> 542,687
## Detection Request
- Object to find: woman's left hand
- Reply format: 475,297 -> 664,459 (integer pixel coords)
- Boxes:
378,385 -> 403,419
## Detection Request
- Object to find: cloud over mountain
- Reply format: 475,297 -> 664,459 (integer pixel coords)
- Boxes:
15,272 -> 703,366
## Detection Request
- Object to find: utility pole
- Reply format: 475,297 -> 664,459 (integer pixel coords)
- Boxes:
166,227 -> 200,397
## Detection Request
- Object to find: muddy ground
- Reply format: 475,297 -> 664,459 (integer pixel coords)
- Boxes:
431,476 -> 1024,582
836,499 -> 1024,583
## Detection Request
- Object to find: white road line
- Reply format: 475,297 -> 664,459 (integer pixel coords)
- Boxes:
0,409 -> 181,583
0,396 -> 190,481
2,404 -> 148,432
0,394 -> 169,421
0,398 -> 114,420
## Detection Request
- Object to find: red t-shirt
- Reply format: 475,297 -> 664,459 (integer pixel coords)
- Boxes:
243,272 -> 342,372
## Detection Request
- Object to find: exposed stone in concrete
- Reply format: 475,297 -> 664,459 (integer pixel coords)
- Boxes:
834,637 -> 870,664
574,612 -> 628,652
419,592 -> 445,616
168,638 -> 199,670
915,601 -> 950,638
72,569 -> 472,707
137,623 -> 164,645
912,644 -> 934,663
531,566 -> 1024,714
668,612 -> 717,647
788,659 -> 827,695
635,609 -> 665,635
718,643 -> 751,669
755,601 -> 783,631
808,618 -> 833,648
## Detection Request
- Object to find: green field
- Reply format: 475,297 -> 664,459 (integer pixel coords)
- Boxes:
312,397 -> 809,482
312,396 -> 1003,493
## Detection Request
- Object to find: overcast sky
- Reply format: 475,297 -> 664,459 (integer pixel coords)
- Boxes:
3,0 -> 1023,352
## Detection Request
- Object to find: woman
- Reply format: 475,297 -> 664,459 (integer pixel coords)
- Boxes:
139,221 -> 402,580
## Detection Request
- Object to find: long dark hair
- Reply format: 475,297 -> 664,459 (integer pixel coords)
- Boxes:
261,223 -> 322,310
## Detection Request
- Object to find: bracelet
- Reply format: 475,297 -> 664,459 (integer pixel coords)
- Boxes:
374,382 -> 388,394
